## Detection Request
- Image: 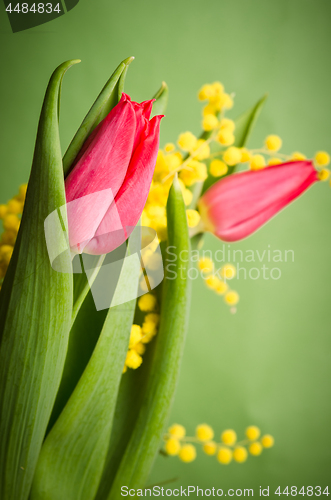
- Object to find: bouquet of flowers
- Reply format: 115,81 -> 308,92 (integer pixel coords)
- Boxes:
0,57 -> 329,500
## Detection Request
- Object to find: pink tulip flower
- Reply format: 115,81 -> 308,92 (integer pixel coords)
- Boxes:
65,93 -> 163,255
198,161 -> 319,242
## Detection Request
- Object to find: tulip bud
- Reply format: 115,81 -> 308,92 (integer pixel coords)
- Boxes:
65,93 -> 163,254
198,161 -> 318,242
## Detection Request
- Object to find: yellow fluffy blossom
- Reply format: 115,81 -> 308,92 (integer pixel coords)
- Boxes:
177,132 -> 197,152
186,209 -> 201,228
215,280 -> 228,295
221,263 -> 236,280
265,135 -> 282,152
219,118 -> 235,132
145,313 -> 160,325
202,103 -> 218,116
166,152 -> 183,170
202,114 -> 219,131
180,161 -> 207,186
221,429 -> 237,446
164,143 -> 175,153
291,152 -> 306,161
223,146 -> 242,166
17,184 -> 27,201
1,230 -> 17,245
168,424 -> 186,438
233,446 -> 248,463
164,422 -> 273,466
205,275 -> 221,290
209,159 -> 228,177
218,93 -> 234,110
133,342 -> 146,355
240,148 -> 252,163
249,442 -> 263,456
0,205 -> 8,219
261,434 -> 275,448
196,424 -> 214,442
147,183 -> 169,206
216,129 -> 235,146
128,324 -> 143,349
246,425 -> 261,440
315,151 -> 330,166
224,291 -> 240,306
179,444 -> 197,463
318,169 -> 330,181
217,447 -> 232,464
125,349 -> 143,369
177,179 -> 193,206
212,81 -> 225,95
138,293 -> 157,312
250,154 -> 265,170
3,214 -> 20,232
191,139 -> 210,161
198,257 -> 214,274
250,155 -> 265,170
203,441 -> 217,456
0,245 -> 14,266
268,157 -> 282,166
198,84 -> 215,101
141,320 -> 158,343
165,438 -> 181,456
7,199 -> 22,214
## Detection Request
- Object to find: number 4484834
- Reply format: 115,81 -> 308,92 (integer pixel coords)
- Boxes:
275,487 -> 329,496
6,3 -> 61,14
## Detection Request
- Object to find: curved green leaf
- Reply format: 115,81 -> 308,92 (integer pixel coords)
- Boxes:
31,245 -> 141,500
0,60 -> 78,500
108,175 -> 192,498
62,56 -> 134,176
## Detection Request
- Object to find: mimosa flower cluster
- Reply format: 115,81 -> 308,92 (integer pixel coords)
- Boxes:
163,423 -> 274,464
123,292 -> 159,372
141,81 -> 330,312
198,257 -> 239,308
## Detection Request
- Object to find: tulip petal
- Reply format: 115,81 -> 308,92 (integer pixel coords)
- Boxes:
65,94 -> 137,251
199,161 -> 318,242
130,96 -> 155,150
63,56 -> 134,176
84,114 -> 163,255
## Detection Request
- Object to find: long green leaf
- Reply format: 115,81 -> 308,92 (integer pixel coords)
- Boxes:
0,60 -> 78,500
47,289 -> 107,433
62,56 -> 134,176
108,175 -> 192,498
30,244 -> 141,500
201,93 -> 268,194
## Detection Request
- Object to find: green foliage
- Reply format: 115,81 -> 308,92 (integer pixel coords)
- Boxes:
0,60 -> 78,500
31,247 -> 140,500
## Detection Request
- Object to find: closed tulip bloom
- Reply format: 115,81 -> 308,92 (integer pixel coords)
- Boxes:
65,93 -> 163,254
198,161 -> 318,242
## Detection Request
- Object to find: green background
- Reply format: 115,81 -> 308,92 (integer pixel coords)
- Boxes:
1,0 -> 331,496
